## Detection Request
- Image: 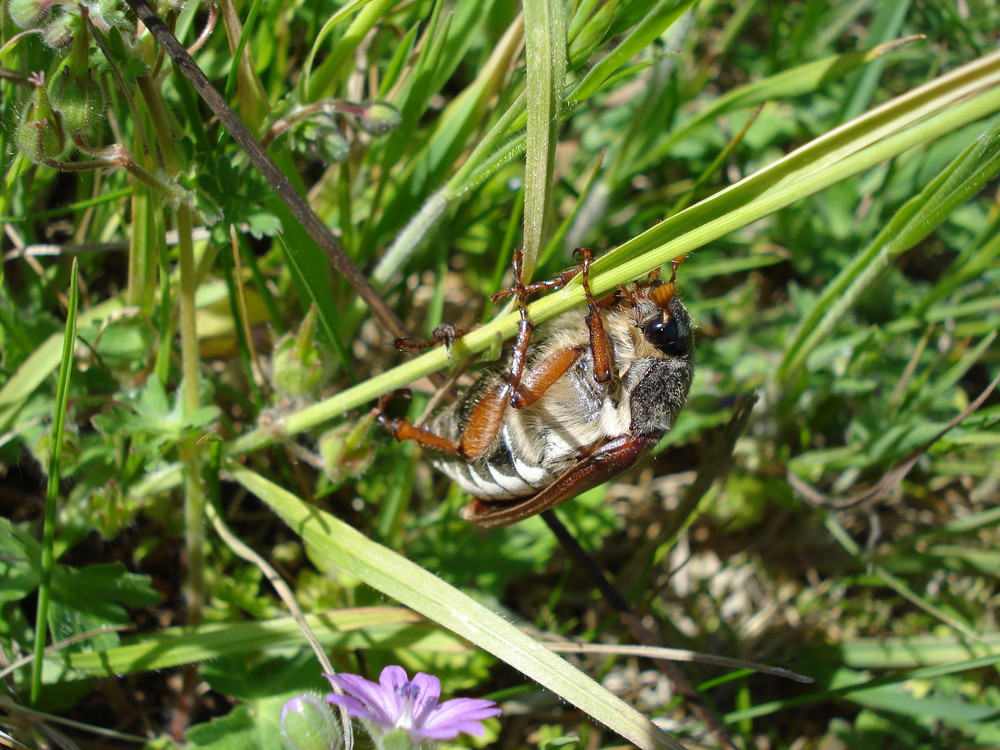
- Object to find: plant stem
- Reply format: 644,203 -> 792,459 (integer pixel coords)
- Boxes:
136,71 -> 206,623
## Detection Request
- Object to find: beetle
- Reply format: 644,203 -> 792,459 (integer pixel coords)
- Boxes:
374,249 -> 694,528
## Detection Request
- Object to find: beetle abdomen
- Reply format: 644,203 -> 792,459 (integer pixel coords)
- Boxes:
430,355 -> 637,500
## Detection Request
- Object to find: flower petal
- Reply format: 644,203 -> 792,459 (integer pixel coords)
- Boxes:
427,697 -> 502,724
377,665 -> 410,717
408,672 -> 442,725
411,720 -> 488,740
413,697 -> 501,739
325,672 -> 397,725
324,692 -> 377,723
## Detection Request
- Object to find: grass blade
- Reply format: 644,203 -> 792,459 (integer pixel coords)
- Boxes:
30,258 -> 79,705
228,463 -> 686,750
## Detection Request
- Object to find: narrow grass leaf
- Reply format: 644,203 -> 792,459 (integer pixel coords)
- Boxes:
840,0 -> 912,120
304,0 -> 390,100
777,117 -> 1000,382
30,259 -> 79,705
522,0 -> 566,276
818,632 -> 1000,669
229,464 -> 685,750
568,0 -> 697,105
725,652 -> 1000,723
638,36 -> 925,176
61,608 -> 468,676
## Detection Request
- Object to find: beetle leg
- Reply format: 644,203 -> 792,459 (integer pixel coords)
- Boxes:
459,342 -> 586,456
574,248 -> 615,384
490,249 -> 578,406
488,250 -> 577,305
395,323 -> 476,358
502,248 -> 537,402
670,254 -> 687,281
452,249 -> 583,455
511,346 -> 583,408
461,433 -> 659,527
371,389 -> 462,456
456,381 -> 510,459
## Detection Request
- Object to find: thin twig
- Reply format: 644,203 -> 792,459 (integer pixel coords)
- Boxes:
122,0 -> 412,344
206,501 -> 355,750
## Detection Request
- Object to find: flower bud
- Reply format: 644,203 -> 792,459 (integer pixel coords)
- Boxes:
281,694 -> 343,750
270,306 -> 327,398
319,416 -> 374,485
16,74 -> 68,163
48,24 -> 105,140
41,12 -> 75,47
8,0 -> 54,28
290,117 -> 349,164
358,100 -> 401,137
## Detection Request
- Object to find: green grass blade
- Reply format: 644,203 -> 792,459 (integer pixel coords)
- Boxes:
776,116 -> 1000,383
636,36 -> 924,177
228,463 -> 686,750
30,258 -> 79,705
840,0 -> 911,120
521,0 -> 566,277
61,608 -> 469,676
305,0 -> 394,101
568,0 -> 697,105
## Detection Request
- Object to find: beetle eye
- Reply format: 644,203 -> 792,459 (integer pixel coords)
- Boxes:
643,315 -> 688,356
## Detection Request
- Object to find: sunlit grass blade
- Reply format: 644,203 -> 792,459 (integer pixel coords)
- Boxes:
521,0 -> 566,277
228,463 -> 686,750
635,36 -> 925,177
59,608 -> 468,676
777,117 -> 1000,384
215,48 -> 1000,460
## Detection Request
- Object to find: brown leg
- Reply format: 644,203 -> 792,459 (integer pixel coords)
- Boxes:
511,346 -> 583,408
460,342 -> 586,457
499,249 -> 536,401
371,390 -> 462,456
575,248 -> 614,384
670,254 -> 687,281
395,323 -> 476,357
490,248 -> 579,405
456,381 -> 510,459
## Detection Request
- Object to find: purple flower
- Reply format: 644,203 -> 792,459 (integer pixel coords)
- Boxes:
324,666 -> 500,743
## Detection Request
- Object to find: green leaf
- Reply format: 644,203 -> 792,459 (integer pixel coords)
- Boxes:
187,698 -> 285,750
63,608 -> 468,676
0,519 -> 40,605
48,563 -> 161,649
777,117 -> 1000,382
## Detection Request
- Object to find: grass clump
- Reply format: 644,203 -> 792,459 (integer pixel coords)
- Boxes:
1,1 -> 998,748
